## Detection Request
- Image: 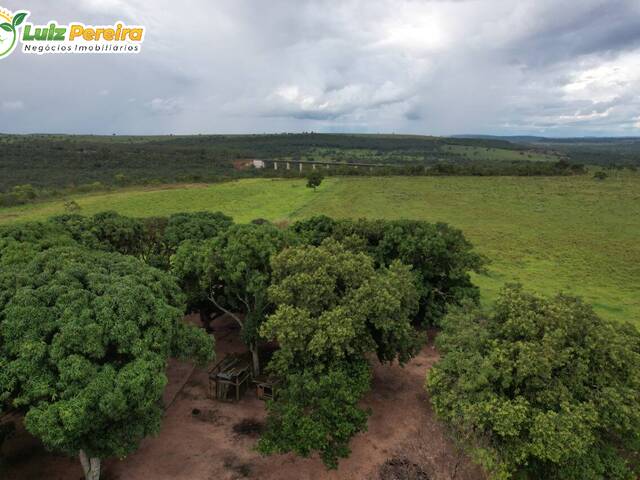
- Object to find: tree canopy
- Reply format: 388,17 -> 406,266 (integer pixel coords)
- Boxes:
306,170 -> 324,191
144,211 -> 233,271
258,240 -> 422,468
175,222 -> 291,374
0,247 -> 214,480
427,285 -> 640,480
0,221 -> 77,269
290,216 -> 485,326
163,211 -> 233,254
51,211 -> 146,257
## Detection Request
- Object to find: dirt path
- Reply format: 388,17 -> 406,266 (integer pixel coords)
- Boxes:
1,317 -> 485,480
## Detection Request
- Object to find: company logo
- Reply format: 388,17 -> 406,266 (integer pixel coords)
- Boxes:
0,7 -> 145,59
0,8 -> 27,58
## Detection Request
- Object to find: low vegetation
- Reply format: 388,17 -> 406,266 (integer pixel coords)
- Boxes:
306,170 -> 324,191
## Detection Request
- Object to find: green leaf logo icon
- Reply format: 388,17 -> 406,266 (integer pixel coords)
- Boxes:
0,10 -> 29,59
12,12 -> 27,27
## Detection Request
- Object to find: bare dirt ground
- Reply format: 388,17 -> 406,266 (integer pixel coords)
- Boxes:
1,315 -> 485,480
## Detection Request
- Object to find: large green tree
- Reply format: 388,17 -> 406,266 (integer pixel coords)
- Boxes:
258,240 -> 422,467
0,221 -> 77,268
188,222 -> 290,375
164,212 -> 235,329
0,247 -> 214,480
427,285 -> 640,479
51,211 -> 146,257
143,212 -> 233,274
163,211 -> 233,253
82,211 -> 146,257
147,211 -> 234,270
52,210 -> 232,273
0,221 -> 79,446
290,217 -> 485,326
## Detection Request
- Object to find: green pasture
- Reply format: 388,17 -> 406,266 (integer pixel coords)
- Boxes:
442,145 -> 561,162
1,174 -> 638,325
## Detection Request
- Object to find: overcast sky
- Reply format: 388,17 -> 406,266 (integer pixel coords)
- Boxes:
1,0 -> 639,136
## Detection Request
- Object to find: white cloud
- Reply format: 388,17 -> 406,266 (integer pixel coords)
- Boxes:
2,100 -> 24,112
148,97 -> 184,116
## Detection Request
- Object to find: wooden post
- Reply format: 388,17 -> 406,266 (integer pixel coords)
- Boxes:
274,161 -> 278,170
299,163 -> 303,172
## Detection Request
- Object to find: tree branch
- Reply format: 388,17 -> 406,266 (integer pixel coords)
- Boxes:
208,288 -> 244,328
236,292 -> 251,313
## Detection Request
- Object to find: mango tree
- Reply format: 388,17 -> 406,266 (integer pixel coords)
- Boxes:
147,211 -> 234,271
198,223 -> 290,375
427,285 -> 640,479
163,211 -> 233,253
0,247 -> 214,480
258,239 -> 422,467
289,217 -> 486,326
51,211 -> 146,257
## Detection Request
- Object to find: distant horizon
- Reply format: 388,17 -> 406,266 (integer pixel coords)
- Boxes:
2,131 -> 640,141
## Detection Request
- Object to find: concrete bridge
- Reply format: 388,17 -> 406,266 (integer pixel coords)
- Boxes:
257,159 -> 394,172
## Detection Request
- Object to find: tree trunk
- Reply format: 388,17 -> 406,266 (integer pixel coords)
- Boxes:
199,308 -> 221,333
250,343 -> 260,377
79,450 -> 101,480
199,309 -> 213,333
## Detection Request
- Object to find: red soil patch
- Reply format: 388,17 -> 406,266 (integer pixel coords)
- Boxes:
1,316 -> 485,480
232,159 -> 255,171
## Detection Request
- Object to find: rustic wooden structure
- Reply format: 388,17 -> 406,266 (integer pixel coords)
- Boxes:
253,375 -> 279,401
208,354 -> 252,402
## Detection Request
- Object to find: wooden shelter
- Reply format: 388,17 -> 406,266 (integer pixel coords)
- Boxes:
253,375 -> 279,401
208,354 -> 252,402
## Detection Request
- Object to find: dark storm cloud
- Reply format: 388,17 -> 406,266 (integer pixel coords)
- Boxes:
0,0 -> 639,136
499,0 -> 640,67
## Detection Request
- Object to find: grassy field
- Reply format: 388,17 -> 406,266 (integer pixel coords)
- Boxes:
442,145 -> 561,162
1,174 -> 638,325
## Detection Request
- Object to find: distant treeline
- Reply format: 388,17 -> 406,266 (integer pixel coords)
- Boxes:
0,133 -> 596,207
464,135 -> 640,166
